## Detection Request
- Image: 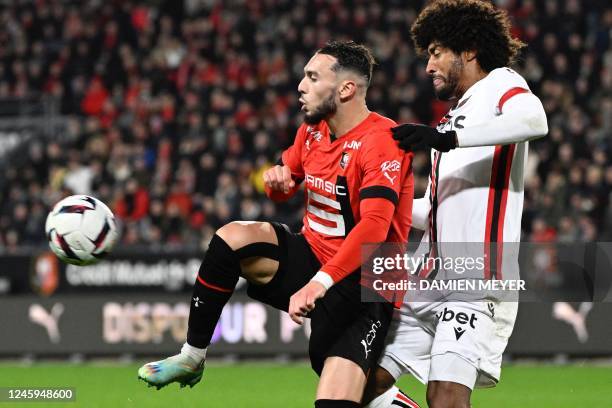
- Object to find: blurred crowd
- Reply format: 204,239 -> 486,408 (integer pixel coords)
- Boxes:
0,0 -> 610,252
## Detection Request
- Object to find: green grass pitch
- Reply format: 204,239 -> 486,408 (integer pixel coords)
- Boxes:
0,362 -> 610,407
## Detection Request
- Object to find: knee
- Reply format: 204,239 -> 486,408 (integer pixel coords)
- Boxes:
426,382 -> 470,408
363,366 -> 396,404
216,222 -> 250,250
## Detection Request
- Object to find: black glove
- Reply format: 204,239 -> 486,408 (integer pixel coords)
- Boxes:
391,123 -> 457,152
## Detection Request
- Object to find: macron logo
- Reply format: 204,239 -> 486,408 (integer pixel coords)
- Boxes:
454,326 -> 466,340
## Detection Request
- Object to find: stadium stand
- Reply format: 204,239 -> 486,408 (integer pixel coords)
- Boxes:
0,0 -> 609,252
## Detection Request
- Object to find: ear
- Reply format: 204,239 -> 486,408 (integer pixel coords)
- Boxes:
338,79 -> 358,101
463,49 -> 477,63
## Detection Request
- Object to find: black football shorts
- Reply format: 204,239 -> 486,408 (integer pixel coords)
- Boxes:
246,222 -> 393,375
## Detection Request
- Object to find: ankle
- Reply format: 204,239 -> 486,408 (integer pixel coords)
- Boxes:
181,342 -> 207,364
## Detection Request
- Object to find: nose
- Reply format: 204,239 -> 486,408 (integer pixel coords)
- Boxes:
426,57 -> 436,76
298,77 -> 307,94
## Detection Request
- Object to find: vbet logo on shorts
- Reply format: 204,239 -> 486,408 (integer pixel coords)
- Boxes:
435,307 -> 477,341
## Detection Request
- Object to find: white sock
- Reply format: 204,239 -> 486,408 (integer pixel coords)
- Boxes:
365,385 -> 420,408
181,342 -> 207,364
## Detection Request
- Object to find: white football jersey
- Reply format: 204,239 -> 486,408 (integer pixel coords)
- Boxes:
417,67 -> 534,282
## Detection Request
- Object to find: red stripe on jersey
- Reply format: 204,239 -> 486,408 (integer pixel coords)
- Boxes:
197,275 -> 233,293
495,144 -> 515,280
484,148 -> 501,279
497,87 -> 529,113
484,145 -> 515,279
396,391 -> 420,408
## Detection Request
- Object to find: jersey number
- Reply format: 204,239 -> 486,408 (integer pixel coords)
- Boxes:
306,190 -> 345,237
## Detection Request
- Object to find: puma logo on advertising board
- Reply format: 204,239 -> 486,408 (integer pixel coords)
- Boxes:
29,303 -> 64,343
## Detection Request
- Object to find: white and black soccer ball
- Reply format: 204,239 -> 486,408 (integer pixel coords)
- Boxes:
45,195 -> 119,266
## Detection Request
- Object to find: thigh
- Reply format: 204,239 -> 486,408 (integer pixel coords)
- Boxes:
430,301 -> 513,388
377,306 -> 435,384
309,280 -> 394,376
246,222 -> 321,311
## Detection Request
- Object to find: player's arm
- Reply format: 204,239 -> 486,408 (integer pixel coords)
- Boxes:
263,127 -> 306,202
263,162 -> 301,201
289,195 -> 399,324
392,89 -> 548,151
314,137 -> 407,287
312,197 -> 397,288
455,90 -> 548,147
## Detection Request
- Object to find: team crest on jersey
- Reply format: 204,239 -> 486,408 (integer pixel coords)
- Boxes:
339,152 -> 351,169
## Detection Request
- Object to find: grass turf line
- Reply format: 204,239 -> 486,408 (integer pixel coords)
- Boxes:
0,363 -> 609,407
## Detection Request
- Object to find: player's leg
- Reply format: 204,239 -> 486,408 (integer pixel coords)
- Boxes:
308,281 -> 395,407
185,221 -> 281,348
426,379 -> 471,408
362,305 -> 430,408
138,221 -> 282,389
363,366 -> 421,408
315,357 -> 366,406
424,301 -> 518,407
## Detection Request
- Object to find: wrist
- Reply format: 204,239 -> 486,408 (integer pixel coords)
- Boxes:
311,271 -> 334,290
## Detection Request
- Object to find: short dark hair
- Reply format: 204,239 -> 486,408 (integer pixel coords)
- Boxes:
411,0 -> 525,72
317,40 -> 376,86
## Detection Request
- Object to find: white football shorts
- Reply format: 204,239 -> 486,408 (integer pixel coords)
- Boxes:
378,300 -> 518,389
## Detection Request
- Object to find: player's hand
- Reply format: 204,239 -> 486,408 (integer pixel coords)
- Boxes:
391,124 -> 457,152
263,165 -> 295,194
288,281 -> 327,325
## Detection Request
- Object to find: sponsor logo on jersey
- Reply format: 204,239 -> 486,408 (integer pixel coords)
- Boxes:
435,307 -> 478,341
305,174 -> 347,196
343,140 -> 361,150
305,127 -> 323,150
438,114 -> 466,131
339,152 -> 350,169
360,320 -> 382,359
380,160 -> 401,185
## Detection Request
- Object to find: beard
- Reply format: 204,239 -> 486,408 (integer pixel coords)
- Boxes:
303,91 -> 337,124
434,56 -> 463,101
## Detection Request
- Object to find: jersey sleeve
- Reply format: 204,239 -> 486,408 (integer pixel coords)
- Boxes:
455,68 -> 548,147
358,129 -> 405,206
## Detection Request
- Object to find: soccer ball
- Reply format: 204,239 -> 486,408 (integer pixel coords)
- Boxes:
45,195 -> 119,266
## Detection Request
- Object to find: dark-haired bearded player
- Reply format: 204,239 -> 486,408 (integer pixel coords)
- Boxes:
139,40 -> 414,408
363,1 -> 548,408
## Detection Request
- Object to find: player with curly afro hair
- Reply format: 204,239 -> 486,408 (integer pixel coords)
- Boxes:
408,0 -> 525,102
363,2 -> 549,408
412,0 -> 525,73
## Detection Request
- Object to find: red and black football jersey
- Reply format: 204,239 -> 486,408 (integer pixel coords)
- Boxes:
279,112 -> 413,277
